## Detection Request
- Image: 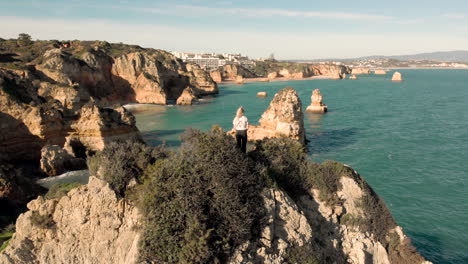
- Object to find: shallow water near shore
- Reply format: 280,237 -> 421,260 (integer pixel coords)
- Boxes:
131,69 -> 468,264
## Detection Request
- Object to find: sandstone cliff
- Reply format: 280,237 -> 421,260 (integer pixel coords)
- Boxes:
0,68 -> 141,162
0,167 -> 430,264
248,87 -> 305,145
210,64 -> 257,82
0,176 -> 141,264
351,68 -> 370,75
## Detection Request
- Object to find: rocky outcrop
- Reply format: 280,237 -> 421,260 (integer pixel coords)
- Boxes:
35,48 -> 217,105
309,64 -> 350,79
351,68 -> 370,75
392,72 -> 403,81
235,75 -> 244,84
0,69 -> 141,162
40,145 -> 86,176
306,89 -> 327,113
248,87 -> 305,145
267,72 -> 278,79
214,64 -> 257,81
230,165 -> 430,264
256,91 -> 267,97
176,87 -> 196,105
0,167 -> 430,264
209,69 -> 222,83
0,176 -> 141,264
374,69 -> 387,75
230,189 -> 313,263
66,102 -> 141,152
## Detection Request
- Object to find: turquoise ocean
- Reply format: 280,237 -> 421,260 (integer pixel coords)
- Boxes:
131,69 -> 468,264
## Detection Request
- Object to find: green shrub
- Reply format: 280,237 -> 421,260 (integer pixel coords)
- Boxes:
250,137 -> 310,199
30,211 -> 54,229
284,243 -> 320,264
138,128 -> 266,263
87,140 -> 167,197
0,230 -> 13,252
45,182 -> 82,200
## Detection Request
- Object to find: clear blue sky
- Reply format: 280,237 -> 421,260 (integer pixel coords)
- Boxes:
1,0 -> 468,59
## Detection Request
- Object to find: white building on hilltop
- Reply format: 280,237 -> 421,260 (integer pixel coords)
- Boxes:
171,51 -> 254,70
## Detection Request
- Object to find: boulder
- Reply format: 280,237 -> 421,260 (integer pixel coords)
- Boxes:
176,87 -> 196,105
306,89 -> 328,113
392,72 -> 403,81
40,145 -> 75,176
248,87 -> 305,145
235,75 -> 244,84
267,72 -> 278,79
349,75 -> 358,80
256,92 -> 267,97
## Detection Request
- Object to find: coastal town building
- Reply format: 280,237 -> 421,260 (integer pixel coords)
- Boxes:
171,51 -> 255,69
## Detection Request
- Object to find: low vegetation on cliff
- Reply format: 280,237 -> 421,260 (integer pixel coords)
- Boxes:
84,127 -> 424,263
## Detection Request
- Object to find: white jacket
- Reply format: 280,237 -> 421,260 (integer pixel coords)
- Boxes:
233,116 -> 249,130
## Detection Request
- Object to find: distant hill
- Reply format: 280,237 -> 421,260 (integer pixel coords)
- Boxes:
358,51 -> 468,62
292,50 -> 468,63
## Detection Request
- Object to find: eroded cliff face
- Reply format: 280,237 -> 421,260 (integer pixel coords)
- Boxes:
0,176 -> 141,264
210,64 -> 257,82
0,68 -> 141,162
0,170 -> 431,264
31,46 -> 217,105
248,87 -> 306,145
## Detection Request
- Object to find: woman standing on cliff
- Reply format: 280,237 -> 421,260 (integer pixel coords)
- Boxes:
233,106 -> 249,153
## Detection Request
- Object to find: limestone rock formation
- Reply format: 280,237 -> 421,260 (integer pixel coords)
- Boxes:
40,145 -> 74,176
351,68 -> 370,75
209,70 -> 222,83
308,64 -> 349,79
220,64 -> 257,81
267,72 -> 278,79
349,74 -> 358,80
0,176 -> 141,264
235,75 -> 244,84
248,87 -> 305,145
34,47 -> 217,105
374,69 -> 387,75
0,69 -> 141,162
392,72 -> 403,81
306,89 -> 328,113
176,87 -> 196,105
66,102 -> 141,152
0,167 -> 431,264
256,91 -> 267,97
230,189 -> 313,263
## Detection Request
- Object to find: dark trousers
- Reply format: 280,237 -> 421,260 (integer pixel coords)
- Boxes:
235,130 -> 247,153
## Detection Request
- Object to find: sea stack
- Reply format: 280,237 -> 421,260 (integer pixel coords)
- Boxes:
176,87 -> 196,105
235,75 -> 244,84
349,75 -> 358,80
306,89 -> 328,113
248,87 -> 305,145
392,72 -> 403,81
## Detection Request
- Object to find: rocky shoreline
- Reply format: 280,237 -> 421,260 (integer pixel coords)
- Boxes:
0,38 -> 432,264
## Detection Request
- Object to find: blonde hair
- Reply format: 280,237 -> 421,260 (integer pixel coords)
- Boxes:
236,106 -> 244,118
